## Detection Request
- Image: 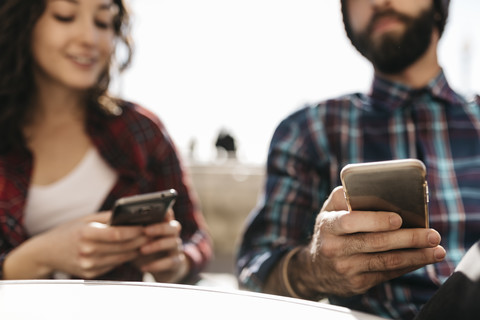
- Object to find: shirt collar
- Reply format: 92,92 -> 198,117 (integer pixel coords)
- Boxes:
86,103 -> 139,180
368,69 -> 465,112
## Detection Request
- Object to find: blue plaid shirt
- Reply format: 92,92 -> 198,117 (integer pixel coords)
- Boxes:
237,70 -> 480,320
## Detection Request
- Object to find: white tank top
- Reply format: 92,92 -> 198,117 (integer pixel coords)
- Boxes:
24,147 -> 118,236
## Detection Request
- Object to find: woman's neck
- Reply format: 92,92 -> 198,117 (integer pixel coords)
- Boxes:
29,82 -> 87,126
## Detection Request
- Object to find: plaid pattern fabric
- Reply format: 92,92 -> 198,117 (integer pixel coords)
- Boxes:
0,101 -> 212,282
237,71 -> 480,320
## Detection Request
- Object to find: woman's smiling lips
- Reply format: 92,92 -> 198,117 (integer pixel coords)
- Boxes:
69,54 -> 98,68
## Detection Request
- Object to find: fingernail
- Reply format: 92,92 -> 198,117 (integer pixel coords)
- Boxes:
434,247 -> 446,261
389,215 -> 402,228
428,231 -> 440,246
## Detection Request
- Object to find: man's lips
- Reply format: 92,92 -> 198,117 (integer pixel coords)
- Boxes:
370,16 -> 404,34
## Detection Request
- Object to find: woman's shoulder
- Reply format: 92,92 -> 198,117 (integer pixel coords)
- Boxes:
116,100 -> 164,126
101,99 -> 168,136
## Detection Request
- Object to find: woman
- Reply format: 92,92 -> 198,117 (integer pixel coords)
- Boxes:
0,0 -> 212,283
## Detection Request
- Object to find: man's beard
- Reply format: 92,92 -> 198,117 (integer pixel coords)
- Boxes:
350,6 -> 436,74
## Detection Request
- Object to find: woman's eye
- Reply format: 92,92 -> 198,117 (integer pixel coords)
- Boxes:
53,14 -> 74,23
95,20 -> 112,29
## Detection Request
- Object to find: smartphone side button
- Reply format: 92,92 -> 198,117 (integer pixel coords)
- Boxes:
425,182 -> 429,203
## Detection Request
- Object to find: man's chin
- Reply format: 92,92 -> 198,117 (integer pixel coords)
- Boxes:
370,30 -> 404,49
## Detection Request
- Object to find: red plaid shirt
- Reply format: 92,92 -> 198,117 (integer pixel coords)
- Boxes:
0,101 -> 212,282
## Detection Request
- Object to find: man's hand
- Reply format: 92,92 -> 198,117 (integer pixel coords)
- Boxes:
265,186 -> 446,299
294,186 -> 446,297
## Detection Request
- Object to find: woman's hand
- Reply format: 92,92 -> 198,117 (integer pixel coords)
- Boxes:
4,212 -> 148,280
134,209 -> 190,283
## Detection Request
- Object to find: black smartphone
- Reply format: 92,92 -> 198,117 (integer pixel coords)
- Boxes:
110,189 -> 178,226
340,159 -> 429,228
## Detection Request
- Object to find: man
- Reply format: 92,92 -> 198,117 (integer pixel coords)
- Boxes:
236,1 -> 480,319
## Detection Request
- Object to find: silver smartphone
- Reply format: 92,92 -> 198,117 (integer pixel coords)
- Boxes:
110,189 -> 178,226
340,159 -> 429,228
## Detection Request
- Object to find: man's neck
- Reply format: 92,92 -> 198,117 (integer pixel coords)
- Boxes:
375,31 -> 441,89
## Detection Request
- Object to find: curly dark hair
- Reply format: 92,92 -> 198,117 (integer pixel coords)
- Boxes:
0,0 -> 133,153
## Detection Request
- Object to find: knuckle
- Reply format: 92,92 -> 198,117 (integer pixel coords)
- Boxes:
349,275 -> 369,293
347,235 -> 366,253
367,232 -> 389,251
318,213 -> 337,234
79,257 -> 95,271
175,238 -> 183,251
170,220 -> 181,232
386,253 -> 403,269
318,240 -> 337,258
77,228 -> 88,241
368,253 -> 403,271
317,218 -> 329,234
411,248 -> 432,266
367,255 -> 384,271
338,214 -> 355,233
155,238 -> 167,250
165,238 -> 175,248
332,260 -> 350,276
410,231 -> 420,246
79,244 -> 95,255
111,229 -> 123,241
423,248 -> 433,262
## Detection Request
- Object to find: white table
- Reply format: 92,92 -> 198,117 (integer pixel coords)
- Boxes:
0,280 -> 386,319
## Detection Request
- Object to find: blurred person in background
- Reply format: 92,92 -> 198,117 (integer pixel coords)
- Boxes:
0,0 -> 211,283
237,0 -> 479,319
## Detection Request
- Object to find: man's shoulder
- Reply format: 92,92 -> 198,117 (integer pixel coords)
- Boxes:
272,93 -> 368,142
282,92 -> 368,122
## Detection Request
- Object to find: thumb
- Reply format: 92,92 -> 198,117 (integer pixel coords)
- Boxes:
321,186 -> 348,212
165,208 -> 175,222
85,211 -> 112,224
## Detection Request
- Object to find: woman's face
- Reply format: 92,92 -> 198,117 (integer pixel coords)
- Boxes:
31,0 -> 117,91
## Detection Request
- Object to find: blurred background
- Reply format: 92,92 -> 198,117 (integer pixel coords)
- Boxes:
115,0 -> 479,165
114,0 -> 480,282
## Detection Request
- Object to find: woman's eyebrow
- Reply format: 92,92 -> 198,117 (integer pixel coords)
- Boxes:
50,0 -> 79,4
98,1 -> 116,12
48,0 -> 114,9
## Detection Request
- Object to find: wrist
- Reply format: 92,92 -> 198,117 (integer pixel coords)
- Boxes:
282,247 -> 326,301
4,236 -> 53,279
151,251 -> 190,283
